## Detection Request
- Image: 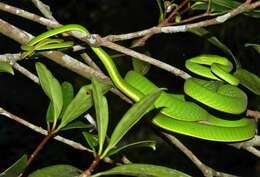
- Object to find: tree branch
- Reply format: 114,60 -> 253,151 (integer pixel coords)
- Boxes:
0,107 -> 92,152
104,1 -> 260,42
163,133 -> 238,177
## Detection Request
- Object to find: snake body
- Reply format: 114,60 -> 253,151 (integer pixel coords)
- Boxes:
21,24 -> 256,142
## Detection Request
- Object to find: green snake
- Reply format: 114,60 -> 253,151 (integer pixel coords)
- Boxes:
21,24 -> 256,142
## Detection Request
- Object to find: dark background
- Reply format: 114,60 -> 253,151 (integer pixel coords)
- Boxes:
0,0 -> 259,176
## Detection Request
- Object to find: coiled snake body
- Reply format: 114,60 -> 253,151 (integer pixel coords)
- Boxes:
21,24 -> 256,142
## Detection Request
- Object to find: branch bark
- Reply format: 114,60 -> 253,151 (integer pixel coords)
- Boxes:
163,133 -> 238,177
0,107 -> 92,152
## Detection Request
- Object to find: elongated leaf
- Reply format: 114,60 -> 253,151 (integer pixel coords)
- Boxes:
92,77 -> 109,155
47,82 -> 75,123
83,131 -> 98,153
102,90 -> 162,157
155,0 -> 165,22
192,0 -> 260,17
61,120 -> 92,131
189,28 -> 238,67
35,62 -> 63,124
90,163 -> 191,177
58,85 -> 92,130
245,43 -> 260,54
0,62 -> 14,75
28,164 -> 82,177
107,140 -> 156,157
46,101 -> 54,123
192,0 -> 239,12
234,68 -> 260,96
61,81 -> 74,115
0,155 -> 27,177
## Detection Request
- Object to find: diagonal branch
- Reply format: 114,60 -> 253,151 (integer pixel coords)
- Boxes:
104,1 -> 260,42
163,133 -> 238,177
0,107 -> 92,152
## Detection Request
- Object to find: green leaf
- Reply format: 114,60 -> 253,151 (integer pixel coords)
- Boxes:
90,163 -> 191,177
155,0 -> 165,22
245,43 -> 260,54
61,81 -> 74,115
0,155 -> 27,177
192,0 -> 260,17
234,68 -> 260,96
107,140 -> 156,157
189,28 -> 239,67
83,131 -> 98,153
0,62 -> 14,75
92,77 -> 109,155
28,164 -> 82,177
61,120 -> 92,131
46,101 -> 54,123
58,85 -> 92,130
102,90 -> 162,158
192,0 -> 240,12
35,62 -> 63,125
46,82 -> 74,123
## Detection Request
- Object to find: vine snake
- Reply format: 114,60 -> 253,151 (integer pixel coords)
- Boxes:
21,24 -> 256,142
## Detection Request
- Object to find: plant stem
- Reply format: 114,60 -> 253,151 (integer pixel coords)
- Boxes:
27,132 -> 54,166
80,155 -> 101,177
17,132 -> 54,177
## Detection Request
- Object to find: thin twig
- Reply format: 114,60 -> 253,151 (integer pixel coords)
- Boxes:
12,63 -> 39,84
244,146 -> 260,157
0,53 -> 39,83
80,53 -> 102,72
163,133 -> 238,177
31,0 -> 57,21
0,106 -> 92,152
132,0 -> 190,47
0,2 -> 59,27
229,135 -> 260,158
171,13 -> 210,25
163,0 -> 190,24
